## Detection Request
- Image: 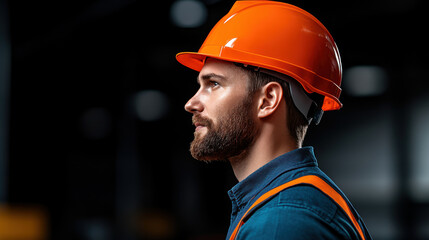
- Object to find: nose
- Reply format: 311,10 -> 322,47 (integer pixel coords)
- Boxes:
184,92 -> 204,114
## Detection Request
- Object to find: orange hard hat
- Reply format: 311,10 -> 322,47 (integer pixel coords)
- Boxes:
176,0 -> 343,111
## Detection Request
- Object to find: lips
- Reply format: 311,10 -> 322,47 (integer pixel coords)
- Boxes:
192,115 -> 211,131
196,126 -> 205,132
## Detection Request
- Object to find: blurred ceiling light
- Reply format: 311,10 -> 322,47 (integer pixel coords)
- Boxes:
343,65 -> 388,97
170,0 -> 207,28
134,90 -> 169,122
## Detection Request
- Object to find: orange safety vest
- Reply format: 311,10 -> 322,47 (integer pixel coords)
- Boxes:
229,175 -> 366,240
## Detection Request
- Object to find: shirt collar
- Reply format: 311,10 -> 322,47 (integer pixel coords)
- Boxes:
227,146 -> 318,211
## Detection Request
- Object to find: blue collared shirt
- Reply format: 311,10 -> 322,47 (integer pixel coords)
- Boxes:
226,147 -> 372,240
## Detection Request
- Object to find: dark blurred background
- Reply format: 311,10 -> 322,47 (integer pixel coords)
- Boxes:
0,0 -> 428,239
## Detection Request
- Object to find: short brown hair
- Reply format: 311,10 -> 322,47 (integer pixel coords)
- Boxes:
240,67 -> 309,146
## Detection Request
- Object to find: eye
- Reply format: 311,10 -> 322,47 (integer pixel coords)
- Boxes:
209,81 -> 220,87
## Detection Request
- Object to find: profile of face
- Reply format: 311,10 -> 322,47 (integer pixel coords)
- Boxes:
184,59 -> 259,162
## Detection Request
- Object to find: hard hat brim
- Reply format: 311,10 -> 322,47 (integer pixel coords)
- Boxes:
176,52 -> 206,72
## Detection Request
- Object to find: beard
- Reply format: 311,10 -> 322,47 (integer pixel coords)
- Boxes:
190,95 -> 258,162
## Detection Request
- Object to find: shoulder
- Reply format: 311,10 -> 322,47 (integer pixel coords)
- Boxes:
236,185 -> 360,240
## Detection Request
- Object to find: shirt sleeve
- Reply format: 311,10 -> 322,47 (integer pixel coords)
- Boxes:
235,204 -> 353,240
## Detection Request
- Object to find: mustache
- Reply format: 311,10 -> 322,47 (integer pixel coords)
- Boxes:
192,115 -> 213,128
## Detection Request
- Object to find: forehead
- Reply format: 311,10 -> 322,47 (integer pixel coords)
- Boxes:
198,58 -> 248,83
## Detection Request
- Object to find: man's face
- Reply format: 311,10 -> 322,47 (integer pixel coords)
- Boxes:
184,59 -> 259,162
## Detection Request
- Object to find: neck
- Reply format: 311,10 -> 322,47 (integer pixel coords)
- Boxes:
229,123 -> 298,182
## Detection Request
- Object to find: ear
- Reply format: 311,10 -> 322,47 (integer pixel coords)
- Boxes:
257,82 -> 284,119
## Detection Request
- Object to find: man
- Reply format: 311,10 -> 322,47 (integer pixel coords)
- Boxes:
177,1 -> 372,239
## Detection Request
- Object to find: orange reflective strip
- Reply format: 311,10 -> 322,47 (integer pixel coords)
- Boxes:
229,175 -> 365,240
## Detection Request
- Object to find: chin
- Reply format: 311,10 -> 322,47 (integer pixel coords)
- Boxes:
191,153 -> 226,163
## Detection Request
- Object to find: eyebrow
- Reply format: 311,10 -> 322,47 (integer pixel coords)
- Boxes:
197,73 -> 227,84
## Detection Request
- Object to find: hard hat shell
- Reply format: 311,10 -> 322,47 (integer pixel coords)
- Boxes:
176,0 -> 343,111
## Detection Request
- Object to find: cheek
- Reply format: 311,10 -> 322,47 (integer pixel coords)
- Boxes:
218,98 -> 253,126
205,87 -> 250,121
204,91 -> 231,115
